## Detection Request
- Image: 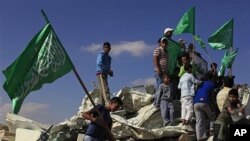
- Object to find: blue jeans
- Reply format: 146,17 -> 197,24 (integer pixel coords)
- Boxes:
160,100 -> 174,126
154,71 -> 162,88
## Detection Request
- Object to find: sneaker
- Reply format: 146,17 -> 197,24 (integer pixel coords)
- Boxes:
163,121 -> 170,126
164,122 -> 174,126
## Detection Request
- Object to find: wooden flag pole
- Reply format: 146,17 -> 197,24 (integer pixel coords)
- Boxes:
41,9 -> 115,141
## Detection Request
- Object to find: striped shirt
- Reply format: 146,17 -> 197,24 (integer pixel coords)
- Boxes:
153,46 -> 168,73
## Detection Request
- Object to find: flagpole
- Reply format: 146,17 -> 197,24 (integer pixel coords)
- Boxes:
40,9 -> 115,141
41,9 -> 50,24
228,47 -> 233,77
229,19 -> 234,78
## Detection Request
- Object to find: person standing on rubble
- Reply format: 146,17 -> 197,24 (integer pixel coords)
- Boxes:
153,37 -> 168,87
193,72 -> 216,141
96,42 -> 113,105
178,64 -> 201,131
154,74 -> 175,126
82,97 -> 123,141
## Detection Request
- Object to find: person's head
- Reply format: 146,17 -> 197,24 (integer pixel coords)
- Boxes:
210,62 -> 217,70
103,42 -> 111,54
163,27 -> 174,38
187,43 -> 194,52
157,37 -> 162,45
228,88 -> 239,104
108,97 -> 123,112
162,74 -> 171,85
160,37 -> 168,48
184,64 -> 192,73
181,53 -> 190,65
178,38 -> 187,48
223,77 -> 234,88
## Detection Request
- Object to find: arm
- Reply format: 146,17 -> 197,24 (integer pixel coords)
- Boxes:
82,110 -> 96,122
226,100 -> 245,114
97,53 -> 109,72
82,107 -> 116,141
237,103 -> 245,114
153,56 -> 161,74
178,66 -> 185,77
191,74 -> 201,84
227,106 -> 237,114
82,107 -> 106,128
178,80 -> 182,89
153,48 -> 161,74
97,54 -> 105,69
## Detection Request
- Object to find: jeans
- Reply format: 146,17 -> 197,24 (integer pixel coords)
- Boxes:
154,71 -> 162,88
160,100 -> 174,126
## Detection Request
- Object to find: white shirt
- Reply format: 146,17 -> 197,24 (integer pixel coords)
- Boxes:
178,72 -> 201,97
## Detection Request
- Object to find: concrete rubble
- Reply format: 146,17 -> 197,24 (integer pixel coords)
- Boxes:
0,84 -> 249,141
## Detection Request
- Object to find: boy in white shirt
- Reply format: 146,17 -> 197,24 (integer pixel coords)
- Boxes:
178,64 -> 201,131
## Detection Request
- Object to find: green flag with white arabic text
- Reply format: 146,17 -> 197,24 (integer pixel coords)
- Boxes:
173,7 -> 195,35
3,23 -> 73,114
208,19 -> 234,50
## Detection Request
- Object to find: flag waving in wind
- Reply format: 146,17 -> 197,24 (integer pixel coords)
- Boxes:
173,7 -> 195,35
3,23 -> 73,114
218,48 -> 238,76
208,19 -> 234,50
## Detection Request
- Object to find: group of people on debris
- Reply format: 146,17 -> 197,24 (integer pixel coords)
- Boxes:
152,28 -> 249,141
81,28 -> 248,141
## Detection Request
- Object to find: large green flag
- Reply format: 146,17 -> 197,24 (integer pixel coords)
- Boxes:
173,7 -> 195,35
167,39 -> 181,75
208,19 -> 234,50
218,48 -> 238,76
3,23 -> 73,114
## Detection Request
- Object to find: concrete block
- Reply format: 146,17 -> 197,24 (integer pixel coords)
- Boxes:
15,128 -> 41,141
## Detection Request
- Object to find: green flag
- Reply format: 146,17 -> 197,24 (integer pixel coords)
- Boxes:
218,48 -> 238,76
3,23 -> 73,114
194,35 -> 212,64
194,34 -> 205,49
173,7 -> 195,35
166,39 -> 181,75
208,19 -> 234,50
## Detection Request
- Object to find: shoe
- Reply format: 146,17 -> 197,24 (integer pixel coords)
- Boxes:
163,121 -> 170,126
164,122 -> 174,126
